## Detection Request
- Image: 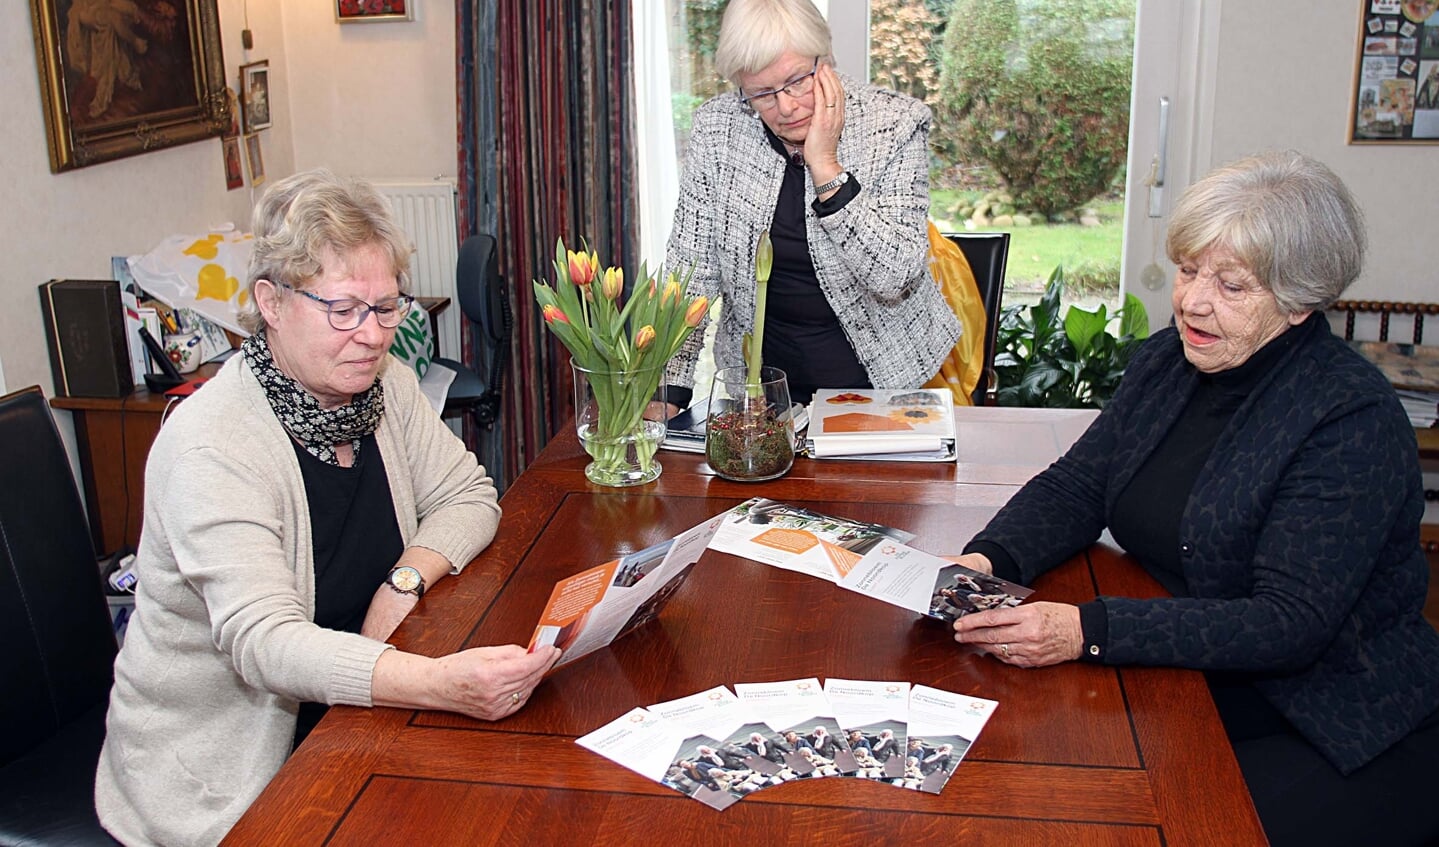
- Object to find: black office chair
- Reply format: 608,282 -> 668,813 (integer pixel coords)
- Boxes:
433,234 -> 512,482
0,386 -> 120,845
944,232 -> 1011,405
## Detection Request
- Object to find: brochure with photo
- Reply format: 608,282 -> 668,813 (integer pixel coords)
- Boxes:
899,685 -> 998,794
734,678 -> 858,776
528,514 -> 724,668
647,687 -> 801,799
574,707 -> 720,801
823,679 -> 911,780
806,388 -> 956,462
708,497 -> 915,583
838,540 -> 1033,621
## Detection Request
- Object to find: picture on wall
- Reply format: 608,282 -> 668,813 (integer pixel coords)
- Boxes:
336,0 -> 413,23
222,137 -> 243,191
240,60 -> 272,134
1350,0 -> 1439,142
245,134 -> 265,186
28,0 -> 229,172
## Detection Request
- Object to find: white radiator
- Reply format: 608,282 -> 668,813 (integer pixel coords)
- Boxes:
369,179 -> 460,362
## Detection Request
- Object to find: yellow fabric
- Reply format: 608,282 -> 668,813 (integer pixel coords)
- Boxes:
922,221 -> 987,405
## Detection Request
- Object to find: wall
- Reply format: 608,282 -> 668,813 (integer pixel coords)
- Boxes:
1210,2 -> 1435,302
2,0 -> 455,468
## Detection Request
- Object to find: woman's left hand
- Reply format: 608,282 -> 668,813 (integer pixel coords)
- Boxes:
950,602 -> 1084,668
805,63 -> 845,181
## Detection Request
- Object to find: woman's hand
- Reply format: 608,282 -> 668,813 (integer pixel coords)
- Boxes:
432,645 -> 561,720
951,602 -> 1083,668
805,63 -> 845,189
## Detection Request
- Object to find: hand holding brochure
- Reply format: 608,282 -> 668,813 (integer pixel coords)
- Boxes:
807,388 -> 955,461
527,515 -> 724,668
838,541 -> 1033,621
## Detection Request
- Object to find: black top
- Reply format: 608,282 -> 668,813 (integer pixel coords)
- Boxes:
291,431 -> 404,749
759,126 -> 868,404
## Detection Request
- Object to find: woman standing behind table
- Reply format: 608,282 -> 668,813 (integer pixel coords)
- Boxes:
96,169 -> 559,847
949,151 -> 1439,846
658,0 -> 959,410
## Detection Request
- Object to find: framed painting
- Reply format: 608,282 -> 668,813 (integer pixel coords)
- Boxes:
29,0 -> 229,172
1349,0 -> 1439,143
244,133 -> 264,186
240,60 -> 271,133
336,1 -> 413,23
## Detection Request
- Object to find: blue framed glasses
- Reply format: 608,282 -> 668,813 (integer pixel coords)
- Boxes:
739,57 -> 820,113
278,281 -> 414,330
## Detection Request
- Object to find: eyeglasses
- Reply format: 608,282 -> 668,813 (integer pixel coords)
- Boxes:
739,57 -> 819,113
277,281 -> 414,330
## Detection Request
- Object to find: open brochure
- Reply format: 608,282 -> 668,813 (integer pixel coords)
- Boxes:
838,542 -> 1033,621
527,515 -> 724,669
806,388 -> 955,462
707,497 -> 915,583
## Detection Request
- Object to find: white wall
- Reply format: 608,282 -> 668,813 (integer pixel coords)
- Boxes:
1209,2 -> 1436,302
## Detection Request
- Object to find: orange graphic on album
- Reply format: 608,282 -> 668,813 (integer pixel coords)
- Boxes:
821,411 -> 914,433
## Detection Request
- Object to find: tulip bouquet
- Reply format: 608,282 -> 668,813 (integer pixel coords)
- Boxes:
533,238 -> 707,485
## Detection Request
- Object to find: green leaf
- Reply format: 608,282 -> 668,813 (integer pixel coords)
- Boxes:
1064,303 -> 1106,357
1119,293 -> 1150,339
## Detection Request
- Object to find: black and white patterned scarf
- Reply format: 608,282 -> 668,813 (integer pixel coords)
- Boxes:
242,330 -> 385,466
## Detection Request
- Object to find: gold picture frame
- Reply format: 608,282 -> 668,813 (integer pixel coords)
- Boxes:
29,0 -> 229,172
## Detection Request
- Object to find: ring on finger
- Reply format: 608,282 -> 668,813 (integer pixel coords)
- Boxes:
1000,644 -> 1011,658
510,691 -> 522,705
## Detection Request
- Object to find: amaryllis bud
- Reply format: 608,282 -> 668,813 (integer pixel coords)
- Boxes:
568,250 -> 598,287
634,324 -> 656,351
542,304 -> 569,324
684,296 -> 709,327
755,230 -> 773,284
602,267 -> 623,300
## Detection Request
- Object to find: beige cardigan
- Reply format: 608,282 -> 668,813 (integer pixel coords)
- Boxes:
96,355 -> 499,846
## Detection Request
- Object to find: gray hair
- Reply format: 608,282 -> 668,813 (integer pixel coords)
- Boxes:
1165,150 -> 1366,314
239,168 -> 413,334
714,0 -> 832,86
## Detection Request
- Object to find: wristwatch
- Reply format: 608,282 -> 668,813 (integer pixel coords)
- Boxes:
386,565 -> 426,599
814,171 -> 851,195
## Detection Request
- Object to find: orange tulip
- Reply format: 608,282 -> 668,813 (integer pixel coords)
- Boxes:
602,267 -> 624,300
684,296 -> 709,327
660,279 -> 682,309
634,325 -> 656,351
542,304 -> 569,324
567,250 -> 598,287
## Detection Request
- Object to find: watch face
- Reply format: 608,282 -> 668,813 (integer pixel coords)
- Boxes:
390,567 -> 421,592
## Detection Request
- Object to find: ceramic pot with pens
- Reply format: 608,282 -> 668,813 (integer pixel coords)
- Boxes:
163,330 -> 204,374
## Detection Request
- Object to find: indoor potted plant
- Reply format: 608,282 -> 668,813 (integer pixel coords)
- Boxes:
704,231 -> 796,481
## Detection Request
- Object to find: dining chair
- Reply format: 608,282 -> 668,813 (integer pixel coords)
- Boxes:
944,232 -> 1011,405
433,234 -> 512,485
0,386 -> 120,845
1328,299 -> 1438,344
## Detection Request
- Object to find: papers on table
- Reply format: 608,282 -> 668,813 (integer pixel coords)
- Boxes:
838,542 -> 1033,622
806,388 -> 956,462
575,680 -> 996,809
527,514 -> 724,669
707,497 -> 915,583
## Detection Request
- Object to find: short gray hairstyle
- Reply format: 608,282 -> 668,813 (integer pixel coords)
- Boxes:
239,168 -> 413,334
714,0 -> 832,86
1165,150 -> 1366,314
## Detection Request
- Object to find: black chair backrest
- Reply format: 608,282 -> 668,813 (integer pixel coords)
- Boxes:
0,387 -> 116,766
943,232 -> 1011,404
456,233 -> 513,413
1329,300 -> 1437,345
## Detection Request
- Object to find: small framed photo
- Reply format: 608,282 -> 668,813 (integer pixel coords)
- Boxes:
222,137 -> 244,190
245,134 -> 266,186
240,61 -> 272,134
336,1 -> 413,23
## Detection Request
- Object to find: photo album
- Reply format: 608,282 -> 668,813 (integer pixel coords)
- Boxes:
805,388 -> 956,461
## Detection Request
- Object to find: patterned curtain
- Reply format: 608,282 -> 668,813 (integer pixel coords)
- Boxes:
456,0 -> 637,490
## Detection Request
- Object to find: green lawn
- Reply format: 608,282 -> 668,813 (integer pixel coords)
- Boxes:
929,189 -> 1126,294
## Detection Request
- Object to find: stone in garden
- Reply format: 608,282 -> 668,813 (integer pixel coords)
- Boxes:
992,214 -> 1014,227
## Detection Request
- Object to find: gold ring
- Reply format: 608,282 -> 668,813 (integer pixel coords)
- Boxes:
510,691 -> 522,705
1000,644 -> 1010,658
826,103 -> 836,108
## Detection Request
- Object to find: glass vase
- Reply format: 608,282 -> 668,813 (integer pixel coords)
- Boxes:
572,361 -> 667,487
704,365 -> 795,482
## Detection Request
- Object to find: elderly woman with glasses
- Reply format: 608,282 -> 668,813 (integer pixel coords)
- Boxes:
96,169 -> 560,847
658,0 -> 959,409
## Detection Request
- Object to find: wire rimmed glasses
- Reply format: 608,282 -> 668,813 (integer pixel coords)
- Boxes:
278,281 -> 414,330
739,57 -> 820,114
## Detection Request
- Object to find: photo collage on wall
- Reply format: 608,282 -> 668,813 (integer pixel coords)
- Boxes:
1353,0 -> 1439,141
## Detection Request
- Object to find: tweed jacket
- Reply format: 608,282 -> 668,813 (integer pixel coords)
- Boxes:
95,355 -> 499,846
663,72 -> 961,390
973,314 -> 1439,774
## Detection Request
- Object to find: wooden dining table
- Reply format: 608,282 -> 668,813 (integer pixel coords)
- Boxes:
223,410 -> 1265,846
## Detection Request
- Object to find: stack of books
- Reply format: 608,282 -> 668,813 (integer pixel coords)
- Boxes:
1350,341 -> 1439,427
